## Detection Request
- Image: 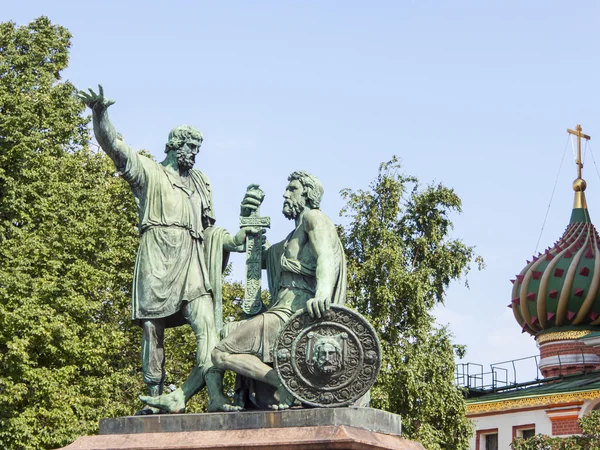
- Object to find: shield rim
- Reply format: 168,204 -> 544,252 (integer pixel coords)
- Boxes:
273,304 -> 381,408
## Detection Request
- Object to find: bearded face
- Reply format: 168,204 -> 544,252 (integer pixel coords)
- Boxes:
282,179 -> 307,220
176,139 -> 201,172
283,198 -> 306,220
314,341 -> 341,374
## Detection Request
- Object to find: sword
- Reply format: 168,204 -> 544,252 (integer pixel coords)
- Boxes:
239,184 -> 270,316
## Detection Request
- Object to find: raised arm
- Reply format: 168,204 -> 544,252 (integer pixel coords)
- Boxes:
78,85 -> 132,170
304,210 -> 338,318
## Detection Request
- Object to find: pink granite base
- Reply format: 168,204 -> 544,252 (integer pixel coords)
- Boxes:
62,425 -> 425,450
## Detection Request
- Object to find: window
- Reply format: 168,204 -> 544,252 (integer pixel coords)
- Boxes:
476,428 -> 498,450
485,433 -> 498,450
513,424 -> 536,441
521,429 -> 535,439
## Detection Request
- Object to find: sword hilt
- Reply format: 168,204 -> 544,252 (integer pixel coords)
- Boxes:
240,184 -> 270,316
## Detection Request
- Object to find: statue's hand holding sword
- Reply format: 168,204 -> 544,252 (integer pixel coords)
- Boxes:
239,185 -> 270,316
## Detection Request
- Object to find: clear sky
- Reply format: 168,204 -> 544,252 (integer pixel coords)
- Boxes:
5,1 -> 600,385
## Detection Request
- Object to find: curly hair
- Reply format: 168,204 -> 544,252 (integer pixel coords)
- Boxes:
288,170 -> 324,209
164,125 -> 203,153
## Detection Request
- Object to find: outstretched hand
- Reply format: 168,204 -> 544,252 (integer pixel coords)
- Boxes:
78,84 -> 115,112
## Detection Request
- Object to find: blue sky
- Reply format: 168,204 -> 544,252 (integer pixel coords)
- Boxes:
5,1 -> 600,384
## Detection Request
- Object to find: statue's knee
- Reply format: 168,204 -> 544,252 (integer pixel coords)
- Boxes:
211,348 -> 226,368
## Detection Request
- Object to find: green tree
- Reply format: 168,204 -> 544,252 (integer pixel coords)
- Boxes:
340,157 -> 479,450
0,17 -> 146,449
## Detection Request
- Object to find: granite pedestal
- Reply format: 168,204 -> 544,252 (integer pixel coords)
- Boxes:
61,407 -> 424,450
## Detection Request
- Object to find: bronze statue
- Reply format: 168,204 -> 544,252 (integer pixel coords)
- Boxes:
79,86 -> 256,414
142,171 -> 348,411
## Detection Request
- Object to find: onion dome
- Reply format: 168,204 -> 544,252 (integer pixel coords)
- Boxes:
512,125 -> 600,335
511,125 -> 600,378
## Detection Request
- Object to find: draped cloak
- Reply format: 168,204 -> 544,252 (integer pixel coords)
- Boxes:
220,226 -> 347,362
259,231 -> 347,360
120,152 -> 229,329
266,232 -> 347,316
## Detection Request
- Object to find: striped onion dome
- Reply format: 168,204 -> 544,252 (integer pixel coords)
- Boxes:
511,174 -> 600,336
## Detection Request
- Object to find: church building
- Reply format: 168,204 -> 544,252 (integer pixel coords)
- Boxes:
461,126 -> 600,450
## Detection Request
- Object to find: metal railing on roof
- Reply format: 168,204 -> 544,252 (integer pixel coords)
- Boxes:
455,355 -> 542,394
456,350 -> 600,395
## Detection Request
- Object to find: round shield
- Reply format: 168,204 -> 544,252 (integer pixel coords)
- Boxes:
273,304 -> 381,408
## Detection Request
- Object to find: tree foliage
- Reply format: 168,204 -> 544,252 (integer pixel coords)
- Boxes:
340,157 -> 480,450
0,17 -> 147,449
511,411 -> 600,449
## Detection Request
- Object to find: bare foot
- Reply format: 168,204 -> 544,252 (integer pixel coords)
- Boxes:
208,392 -> 243,412
268,384 -> 295,410
139,388 -> 185,414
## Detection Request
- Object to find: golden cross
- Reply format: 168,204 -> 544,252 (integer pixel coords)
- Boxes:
567,124 -> 591,179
